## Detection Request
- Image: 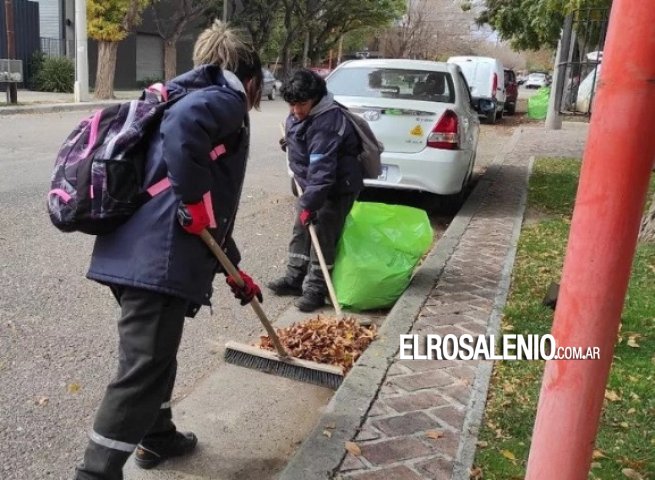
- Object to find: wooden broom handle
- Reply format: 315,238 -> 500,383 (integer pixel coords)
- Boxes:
199,230 -> 288,358
293,179 -> 343,317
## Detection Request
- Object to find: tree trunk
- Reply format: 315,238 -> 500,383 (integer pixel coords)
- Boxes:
639,192 -> 655,242
164,40 -> 177,81
94,41 -> 119,100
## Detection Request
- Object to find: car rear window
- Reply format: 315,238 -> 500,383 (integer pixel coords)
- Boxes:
327,67 -> 456,103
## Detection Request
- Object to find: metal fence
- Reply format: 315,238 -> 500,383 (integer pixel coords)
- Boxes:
556,7 -> 610,116
40,37 -> 75,59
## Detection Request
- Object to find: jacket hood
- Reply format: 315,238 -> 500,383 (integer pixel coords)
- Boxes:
166,64 -> 245,97
309,92 -> 337,118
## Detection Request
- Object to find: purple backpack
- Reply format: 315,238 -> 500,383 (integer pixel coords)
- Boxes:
47,84 -> 180,235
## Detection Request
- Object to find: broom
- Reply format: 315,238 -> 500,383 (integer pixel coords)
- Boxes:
292,179 -> 343,317
199,229 -> 344,389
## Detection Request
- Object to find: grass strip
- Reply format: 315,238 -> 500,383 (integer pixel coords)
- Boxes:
473,158 -> 655,480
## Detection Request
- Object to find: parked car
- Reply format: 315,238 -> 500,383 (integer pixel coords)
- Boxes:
504,68 -> 518,115
325,59 -> 480,209
525,72 -> 548,89
447,55 -> 506,124
262,68 -> 277,100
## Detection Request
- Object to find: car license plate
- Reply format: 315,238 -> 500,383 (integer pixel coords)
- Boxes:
378,165 -> 388,181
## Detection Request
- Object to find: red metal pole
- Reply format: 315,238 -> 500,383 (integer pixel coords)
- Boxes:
526,1 -> 655,479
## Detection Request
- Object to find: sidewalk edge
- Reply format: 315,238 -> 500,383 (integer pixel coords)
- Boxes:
277,159 -> 498,480
0,101 -> 122,116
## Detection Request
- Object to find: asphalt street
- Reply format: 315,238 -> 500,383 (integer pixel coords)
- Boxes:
0,98 -> 514,479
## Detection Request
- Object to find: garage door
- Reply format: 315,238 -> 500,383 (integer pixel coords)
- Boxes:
136,34 -> 164,82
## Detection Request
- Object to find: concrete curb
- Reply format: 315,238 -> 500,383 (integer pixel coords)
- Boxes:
0,100 -> 122,115
277,162 -> 499,480
451,142 -> 534,480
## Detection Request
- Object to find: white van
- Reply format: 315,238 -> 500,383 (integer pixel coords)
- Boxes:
447,56 -> 505,123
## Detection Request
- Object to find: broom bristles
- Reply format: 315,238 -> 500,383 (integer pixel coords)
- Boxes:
224,344 -> 343,390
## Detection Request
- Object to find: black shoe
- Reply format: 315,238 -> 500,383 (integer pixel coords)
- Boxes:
134,431 -> 198,470
268,277 -> 303,296
295,292 -> 326,312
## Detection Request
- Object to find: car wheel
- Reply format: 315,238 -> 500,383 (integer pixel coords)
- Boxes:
496,108 -> 504,121
290,178 -> 298,197
506,103 -> 516,115
268,87 -> 275,101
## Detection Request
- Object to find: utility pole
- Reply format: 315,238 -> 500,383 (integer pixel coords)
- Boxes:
73,0 -> 88,102
4,0 -> 17,104
545,15 -> 573,130
526,1 -> 655,478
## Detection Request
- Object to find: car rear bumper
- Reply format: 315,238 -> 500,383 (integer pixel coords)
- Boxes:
365,149 -> 471,195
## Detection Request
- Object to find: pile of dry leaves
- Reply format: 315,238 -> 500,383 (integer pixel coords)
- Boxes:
258,316 -> 377,374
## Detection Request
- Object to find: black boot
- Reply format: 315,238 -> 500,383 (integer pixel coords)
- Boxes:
134,431 -> 198,469
294,292 -> 326,312
267,277 -> 303,296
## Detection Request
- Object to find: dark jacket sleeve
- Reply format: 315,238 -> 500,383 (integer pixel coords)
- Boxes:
299,114 -> 343,211
160,88 -> 246,203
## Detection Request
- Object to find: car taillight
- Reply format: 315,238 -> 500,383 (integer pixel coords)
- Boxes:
492,73 -> 498,99
427,110 -> 459,150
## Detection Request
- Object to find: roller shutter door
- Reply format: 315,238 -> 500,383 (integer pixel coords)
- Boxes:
136,34 -> 164,82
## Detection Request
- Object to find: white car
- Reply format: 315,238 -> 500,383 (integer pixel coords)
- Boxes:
326,59 -> 480,206
525,72 -> 548,89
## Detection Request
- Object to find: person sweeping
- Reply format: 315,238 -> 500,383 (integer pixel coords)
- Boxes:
73,21 -> 264,479
268,69 -> 364,312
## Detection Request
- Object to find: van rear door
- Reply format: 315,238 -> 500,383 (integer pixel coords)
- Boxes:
450,59 -> 492,100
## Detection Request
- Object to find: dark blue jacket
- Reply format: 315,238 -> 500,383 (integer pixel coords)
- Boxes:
87,65 -> 249,315
286,93 -> 363,211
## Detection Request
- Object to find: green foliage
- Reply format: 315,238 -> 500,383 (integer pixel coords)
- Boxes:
474,158 -> 655,480
87,0 -> 151,42
34,56 -> 75,93
477,0 -> 612,51
27,50 -> 46,90
219,0 -> 404,70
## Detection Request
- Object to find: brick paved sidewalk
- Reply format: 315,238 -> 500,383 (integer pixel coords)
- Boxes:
279,122 -> 588,480
335,123 -> 588,480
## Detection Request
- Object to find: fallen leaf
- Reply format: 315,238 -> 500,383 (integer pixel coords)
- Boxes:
591,462 -> 601,469
470,466 -> 483,479
325,422 -> 336,429
627,408 -> 636,414
605,390 -> 621,402
258,316 -> 377,374
67,383 -> 81,394
622,468 -> 643,479
477,440 -> 489,448
35,396 -> 49,407
592,450 -> 606,460
500,449 -> 517,462
627,335 -> 640,348
620,422 -> 629,429
322,430 -> 332,438
426,430 -> 444,440
345,441 -> 361,456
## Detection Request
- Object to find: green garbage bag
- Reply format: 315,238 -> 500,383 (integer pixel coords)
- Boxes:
527,87 -> 551,120
332,202 -> 433,311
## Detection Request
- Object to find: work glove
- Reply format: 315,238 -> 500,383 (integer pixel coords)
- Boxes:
177,201 -> 210,235
226,270 -> 263,306
299,209 -> 316,227
279,137 -> 287,152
